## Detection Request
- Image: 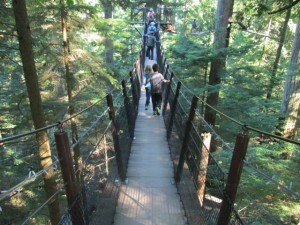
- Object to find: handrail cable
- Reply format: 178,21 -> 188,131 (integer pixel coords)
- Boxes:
195,110 -> 300,199
195,111 -> 233,150
71,107 -> 109,150
59,94 -> 108,125
0,123 -> 60,144
172,73 -> 197,95
82,121 -> 112,170
167,64 -> 300,145
0,159 -> 59,202
187,112 -> 299,223
0,94 -> 108,144
112,88 -> 126,103
20,188 -> 63,225
196,94 -> 300,145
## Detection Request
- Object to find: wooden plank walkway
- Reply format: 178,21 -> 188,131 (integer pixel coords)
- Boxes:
113,56 -> 187,225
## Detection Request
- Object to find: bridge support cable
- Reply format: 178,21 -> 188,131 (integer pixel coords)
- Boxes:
217,127 -> 250,225
175,96 -> 199,183
0,69 -> 141,224
159,48 -> 247,223
54,130 -> 86,225
106,94 -> 126,182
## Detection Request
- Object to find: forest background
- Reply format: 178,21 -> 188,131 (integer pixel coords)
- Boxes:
0,0 -> 299,224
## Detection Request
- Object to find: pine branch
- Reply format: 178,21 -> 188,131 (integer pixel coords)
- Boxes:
231,21 -> 278,40
268,0 -> 300,14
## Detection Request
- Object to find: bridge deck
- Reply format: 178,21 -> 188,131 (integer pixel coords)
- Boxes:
113,56 -> 187,224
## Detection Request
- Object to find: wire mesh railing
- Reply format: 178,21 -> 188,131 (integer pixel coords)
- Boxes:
0,53 -> 142,224
160,59 -> 248,224
1,21 -> 300,225
158,43 -> 300,224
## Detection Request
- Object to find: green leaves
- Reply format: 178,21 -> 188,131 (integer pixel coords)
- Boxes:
67,0 -> 75,6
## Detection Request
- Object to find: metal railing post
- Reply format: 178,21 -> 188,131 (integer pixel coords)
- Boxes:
175,96 -> 198,183
162,72 -> 174,116
217,127 -> 249,225
106,94 -> 125,181
122,80 -> 134,138
143,34 -> 146,63
139,49 -> 144,83
135,68 -> 141,99
54,129 -> 85,225
167,81 -> 181,139
130,71 -> 139,115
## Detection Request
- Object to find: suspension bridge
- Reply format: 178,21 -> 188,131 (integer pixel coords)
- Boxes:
0,22 -> 299,225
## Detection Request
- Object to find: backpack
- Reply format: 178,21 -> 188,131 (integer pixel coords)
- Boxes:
149,26 -> 156,32
147,36 -> 155,47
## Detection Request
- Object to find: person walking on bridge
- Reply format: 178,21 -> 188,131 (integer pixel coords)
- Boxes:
143,65 -> 152,110
147,21 -> 157,35
150,64 -> 170,116
146,31 -> 156,60
147,8 -> 156,23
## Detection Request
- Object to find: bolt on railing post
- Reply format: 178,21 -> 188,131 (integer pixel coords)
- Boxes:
197,132 -> 211,206
106,94 -> 125,181
54,130 -> 85,225
217,127 -> 249,225
162,72 -> 174,116
122,80 -> 134,138
167,81 -> 181,139
175,96 -> 198,183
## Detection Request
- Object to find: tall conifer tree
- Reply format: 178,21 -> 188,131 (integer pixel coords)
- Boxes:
12,0 -> 61,224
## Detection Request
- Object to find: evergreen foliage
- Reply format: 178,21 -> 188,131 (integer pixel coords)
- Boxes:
163,0 -> 299,224
0,0 -> 299,224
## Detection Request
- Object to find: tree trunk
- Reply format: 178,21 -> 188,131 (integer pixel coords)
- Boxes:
280,14 -> 300,138
267,1 -> 291,99
12,1 -> 61,224
60,1 -> 88,221
61,0 -> 83,191
100,0 -> 114,64
204,0 -> 234,126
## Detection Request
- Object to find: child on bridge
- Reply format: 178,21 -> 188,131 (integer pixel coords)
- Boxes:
150,64 -> 170,116
143,65 -> 152,110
